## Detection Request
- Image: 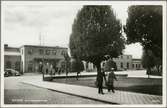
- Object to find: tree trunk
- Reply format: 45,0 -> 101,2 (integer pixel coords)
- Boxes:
95,62 -> 101,83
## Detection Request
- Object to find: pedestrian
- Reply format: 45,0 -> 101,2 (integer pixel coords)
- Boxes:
107,68 -> 117,93
97,68 -> 106,94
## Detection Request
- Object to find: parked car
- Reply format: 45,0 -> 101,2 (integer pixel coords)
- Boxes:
4,69 -> 20,77
4,71 -> 9,77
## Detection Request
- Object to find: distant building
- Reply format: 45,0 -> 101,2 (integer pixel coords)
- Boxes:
83,55 -> 144,71
113,55 -> 133,70
132,59 -> 143,70
4,44 -> 68,74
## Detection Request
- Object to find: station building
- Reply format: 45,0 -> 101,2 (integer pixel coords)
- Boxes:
4,44 -> 143,73
4,44 -> 68,74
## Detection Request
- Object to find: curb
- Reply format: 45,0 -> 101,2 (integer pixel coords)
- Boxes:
43,74 -> 128,81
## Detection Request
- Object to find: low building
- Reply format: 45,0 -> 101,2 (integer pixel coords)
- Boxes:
4,44 -> 68,74
113,55 -> 133,70
83,55 -> 144,71
132,59 -> 143,70
4,44 -> 21,71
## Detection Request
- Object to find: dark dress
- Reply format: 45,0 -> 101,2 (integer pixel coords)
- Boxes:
107,71 -> 117,93
97,71 -> 106,94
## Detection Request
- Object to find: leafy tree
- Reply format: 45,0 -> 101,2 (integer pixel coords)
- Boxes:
104,59 -> 117,71
70,58 -> 84,80
124,5 -> 162,61
69,6 -> 125,77
63,51 -> 71,76
142,49 -> 162,77
142,50 -> 156,69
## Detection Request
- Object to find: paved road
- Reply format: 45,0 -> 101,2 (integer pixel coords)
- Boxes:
4,75 -> 106,104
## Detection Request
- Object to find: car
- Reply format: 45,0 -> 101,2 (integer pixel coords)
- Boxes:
4,71 -> 9,77
4,69 -> 20,76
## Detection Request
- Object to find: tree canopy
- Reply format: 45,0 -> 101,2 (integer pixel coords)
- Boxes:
69,6 -> 125,73
124,5 -> 162,60
142,50 -> 157,69
70,58 -> 84,73
104,59 -> 117,71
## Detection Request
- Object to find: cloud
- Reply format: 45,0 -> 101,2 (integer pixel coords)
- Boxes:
4,4 -> 82,30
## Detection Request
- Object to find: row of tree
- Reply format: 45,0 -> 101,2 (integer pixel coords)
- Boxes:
69,5 -> 162,78
124,6 -> 162,75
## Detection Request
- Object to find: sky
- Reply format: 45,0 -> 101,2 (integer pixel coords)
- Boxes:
2,1 -> 143,59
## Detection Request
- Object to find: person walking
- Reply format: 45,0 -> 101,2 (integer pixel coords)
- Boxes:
97,68 -> 106,94
107,68 -> 117,93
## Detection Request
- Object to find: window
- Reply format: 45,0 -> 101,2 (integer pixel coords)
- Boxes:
28,49 -> 33,55
132,64 -> 134,68
39,49 -> 44,55
61,50 -> 65,55
121,62 -> 123,68
52,50 -> 57,55
136,64 -> 138,68
127,62 -> 129,69
45,50 -> 50,55
127,56 -> 129,59
28,61 -> 33,72
6,61 -> 11,69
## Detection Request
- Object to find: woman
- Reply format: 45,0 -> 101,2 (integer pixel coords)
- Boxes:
107,68 -> 117,93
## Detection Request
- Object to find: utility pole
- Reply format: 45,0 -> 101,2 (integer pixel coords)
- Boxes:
39,32 -> 45,81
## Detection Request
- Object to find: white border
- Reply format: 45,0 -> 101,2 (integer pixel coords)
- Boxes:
1,0 -> 166,107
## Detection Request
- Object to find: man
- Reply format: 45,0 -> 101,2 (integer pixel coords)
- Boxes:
107,68 -> 117,93
97,68 -> 106,94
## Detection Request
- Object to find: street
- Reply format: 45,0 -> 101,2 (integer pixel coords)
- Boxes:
4,75 -> 106,104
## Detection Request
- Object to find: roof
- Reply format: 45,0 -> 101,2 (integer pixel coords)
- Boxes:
4,46 -> 20,52
20,45 -> 68,49
132,58 -> 142,61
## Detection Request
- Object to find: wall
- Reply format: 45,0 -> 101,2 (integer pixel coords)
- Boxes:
113,55 -> 133,70
22,45 -> 68,73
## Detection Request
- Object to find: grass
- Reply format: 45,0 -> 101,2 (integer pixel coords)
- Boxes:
52,76 -> 162,96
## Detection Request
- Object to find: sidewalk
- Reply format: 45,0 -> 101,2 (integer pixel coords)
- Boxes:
22,78 -> 162,104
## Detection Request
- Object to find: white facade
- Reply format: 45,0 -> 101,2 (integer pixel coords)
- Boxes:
83,55 -> 144,72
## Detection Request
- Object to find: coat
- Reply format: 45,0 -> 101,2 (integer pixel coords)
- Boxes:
97,71 -> 106,87
107,71 -> 117,85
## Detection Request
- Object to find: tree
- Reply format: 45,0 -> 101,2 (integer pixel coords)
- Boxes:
69,6 -> 125,78
124,5 -> 162,61
63,51 -> 71,76
142,49 -> 162,78
104,59 -> 117,71
71,58 -> 84,80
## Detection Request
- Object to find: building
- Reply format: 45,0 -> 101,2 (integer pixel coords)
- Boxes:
113,55 -> 133,70
4,44 -> 144,73
4,44 -> 21,71
132,59 -> 143,70
83,55 -> 144,71
4,44 -> 68,74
